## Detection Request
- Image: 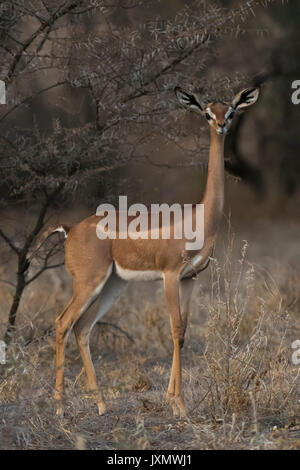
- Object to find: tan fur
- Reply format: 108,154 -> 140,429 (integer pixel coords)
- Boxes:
209,102 -> 229,128
38,86 -> 259,417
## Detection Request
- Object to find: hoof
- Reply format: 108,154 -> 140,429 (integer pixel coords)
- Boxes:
97,401 -> 107,415
54,390 -> 64,416
84,391 -> 107,415
166,394 -> 186,418
56,402 -> 63,417
176,400 -> 187,418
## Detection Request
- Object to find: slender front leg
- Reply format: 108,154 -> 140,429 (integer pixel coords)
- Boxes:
164,272 -> 186,417
179,277 -> 194,348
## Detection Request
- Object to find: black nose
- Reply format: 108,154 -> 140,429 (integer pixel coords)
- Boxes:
219,122 -> 226,128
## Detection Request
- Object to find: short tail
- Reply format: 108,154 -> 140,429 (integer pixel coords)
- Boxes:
28,224 -> 70,263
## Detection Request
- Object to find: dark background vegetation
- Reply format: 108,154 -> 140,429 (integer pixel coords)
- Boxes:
0,0 -> 299,450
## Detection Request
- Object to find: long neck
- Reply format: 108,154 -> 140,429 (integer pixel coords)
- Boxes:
201,128 -> 225,240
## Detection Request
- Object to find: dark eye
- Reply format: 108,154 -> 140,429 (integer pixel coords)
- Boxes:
228,112 -> 234,120
205,113 -> 211,120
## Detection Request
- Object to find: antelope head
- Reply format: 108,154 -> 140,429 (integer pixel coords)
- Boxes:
175,86 -> 260,135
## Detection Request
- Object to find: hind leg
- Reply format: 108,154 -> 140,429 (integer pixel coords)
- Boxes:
54,264 -> 112,415
73,271 -> 127,414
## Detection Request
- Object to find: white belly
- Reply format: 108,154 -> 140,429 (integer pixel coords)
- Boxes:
115,262 -> 163,281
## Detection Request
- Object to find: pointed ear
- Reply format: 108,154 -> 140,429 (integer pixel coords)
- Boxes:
231,87 -> 260,110
174,87 -> 203,112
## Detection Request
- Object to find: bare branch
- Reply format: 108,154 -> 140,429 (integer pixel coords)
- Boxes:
5,0 -> 85,82
0,228 -> 20,255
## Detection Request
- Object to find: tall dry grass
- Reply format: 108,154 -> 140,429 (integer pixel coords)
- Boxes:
0,224 -> 299,449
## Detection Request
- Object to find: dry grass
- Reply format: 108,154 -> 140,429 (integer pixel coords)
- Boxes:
0,219 -> 299,450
